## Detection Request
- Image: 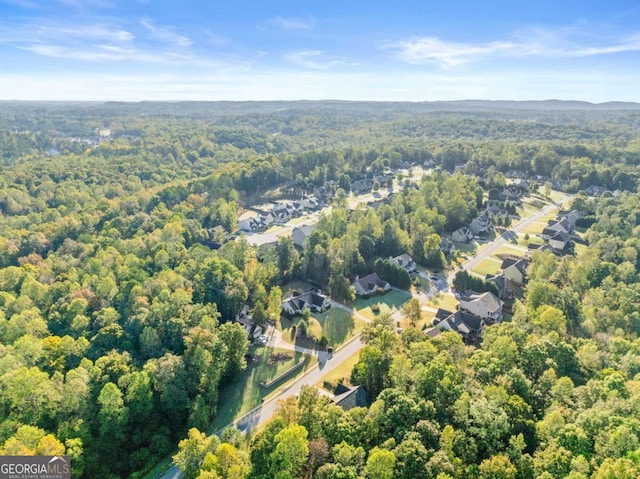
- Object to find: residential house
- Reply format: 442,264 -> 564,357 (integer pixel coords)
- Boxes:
425,308 -> 485,346
291,225 -> 316,248
281,290 -> 331,316
548,231 -> 572,255
485,273 -> 510,299
512,178 -> 530,192
332,384 -> 371,411
585,185 -> 607,197
352,273 -> 391,296
440,238 -> 455,255
300,197 -> 320,209
499,187 -> 522,203
501,257 -> 529,285
485,206 -> 510,223
351,179 -> 373,195
459,291 -> 504,325
452,226 -> 473,243
558,209 -> 583,228
235,305 -> 263,340
541,218 -> 572,240
390,253 -> 417,273
470,214 -> 492,235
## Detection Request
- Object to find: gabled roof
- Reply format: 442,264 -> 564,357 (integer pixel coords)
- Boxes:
432,309 -> 484,335
459,291 -> 503,313
353,273 -> 388,292
392,253 -> 415,268
501,257 -> 529,274
333,385 -> 371,411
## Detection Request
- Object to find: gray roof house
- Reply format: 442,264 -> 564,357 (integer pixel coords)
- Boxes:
459,291 -> 504,325
425,308 -> 485,346
352,273 -> 390,296
390,253 -> 417,273
282,290 -> 331,316
291,225 -> 316,248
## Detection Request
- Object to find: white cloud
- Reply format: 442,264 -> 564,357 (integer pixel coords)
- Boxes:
270,16 -> 313,31
284,50 -> 348,70
1,68 -> 638,102
389,29 -> 640,68
140,19 -> 192,48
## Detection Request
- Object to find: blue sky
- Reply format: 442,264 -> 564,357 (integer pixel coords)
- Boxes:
1,0 -> 639,101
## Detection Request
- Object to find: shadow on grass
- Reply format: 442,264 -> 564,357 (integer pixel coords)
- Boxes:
211,346 -> 308,432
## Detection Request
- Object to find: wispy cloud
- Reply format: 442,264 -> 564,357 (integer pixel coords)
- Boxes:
389,28 -> 640,68
140,19 -> 192,48
270,16 -> 314,31
284,50 -> 348,70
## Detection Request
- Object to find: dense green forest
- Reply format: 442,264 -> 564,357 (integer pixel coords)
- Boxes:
1,101 -> 640,478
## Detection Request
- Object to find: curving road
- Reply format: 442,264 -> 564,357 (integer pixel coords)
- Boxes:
159,192 -> 571,479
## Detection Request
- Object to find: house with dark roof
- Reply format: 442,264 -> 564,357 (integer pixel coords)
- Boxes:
425,308 -> 485,345
459,291 -> 504,325
501,257 -> 529,285
485,273 -> 510,299
282,290 -> 331,316
440,237 -> 455,255
390,253 -> 417,273
352,273 -> 390,296
548,231 -> 572,255
499,187 -> 522,203
332,384 -> 371,411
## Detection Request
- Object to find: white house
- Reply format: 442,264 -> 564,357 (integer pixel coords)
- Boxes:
390,253 -> 417,273
282,290 -> 331,316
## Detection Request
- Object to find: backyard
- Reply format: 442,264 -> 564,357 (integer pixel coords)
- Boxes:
211,346 -> 316,431
279,307 -> 365,348
353,289 -> 412,320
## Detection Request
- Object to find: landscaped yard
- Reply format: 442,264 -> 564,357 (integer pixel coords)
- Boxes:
471,258 -> 502,277
279,308 -> 365,347
353,290 -> 412,320
397,309 -> 435,330
317,350 -> 361,392
426,292 -> 459,312
211,346 -> 316,431
281,280 -> 315,294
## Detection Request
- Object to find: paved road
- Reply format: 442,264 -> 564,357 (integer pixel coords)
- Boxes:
159,192 -> 571,479
446,198 -> 569,283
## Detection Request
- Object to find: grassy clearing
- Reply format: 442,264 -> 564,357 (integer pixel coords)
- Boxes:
353,290 -> 412,320
281,280 -> 315,295
493,245 -> 528,257
279,308 -> 365,347
521,222 -> 548,235
316,350 -> 361,392
426,292 -> 459,312
471,258 -> 502,277
211,347 -> 316,431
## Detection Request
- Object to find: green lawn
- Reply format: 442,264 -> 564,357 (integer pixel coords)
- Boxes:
426,292 -> 459,312
493,245 -> 528,257
521,222 -> 547,235
281,280 -> 315,294
472,258 -> 502,277
211,346 -> 316,431
398,309 -> 435,330
317,350 -> 361,392
279,308 -> 365,347
353,290 -> 412,319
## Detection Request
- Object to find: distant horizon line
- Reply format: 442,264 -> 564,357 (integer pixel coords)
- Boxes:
0,98 -> 639,106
